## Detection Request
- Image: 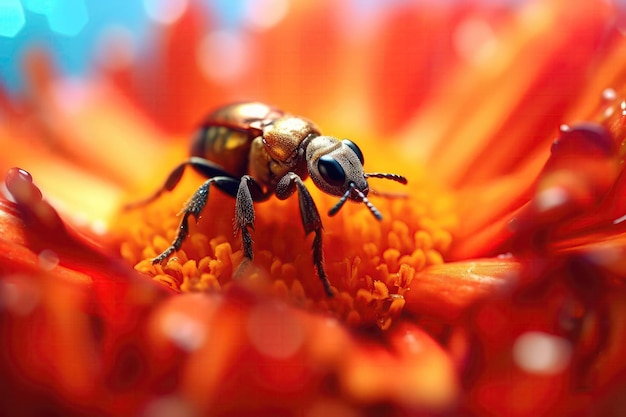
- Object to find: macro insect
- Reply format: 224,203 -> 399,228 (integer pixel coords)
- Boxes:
129,102 -> 407,296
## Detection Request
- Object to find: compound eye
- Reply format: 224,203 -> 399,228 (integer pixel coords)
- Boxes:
343,140 -> 364,165
318,155 -> 346,186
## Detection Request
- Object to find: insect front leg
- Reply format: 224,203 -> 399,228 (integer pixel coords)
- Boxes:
276,173 -> 334,297
153,176 -> 240,264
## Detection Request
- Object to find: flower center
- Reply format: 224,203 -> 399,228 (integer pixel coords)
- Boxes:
118,163 -> 457,330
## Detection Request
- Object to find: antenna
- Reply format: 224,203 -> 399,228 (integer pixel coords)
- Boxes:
328,188 -> 351,216
354,187 -> 383,220
364,172 -> 408,184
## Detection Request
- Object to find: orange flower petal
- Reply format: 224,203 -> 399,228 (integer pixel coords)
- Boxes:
405,257 -> 519,322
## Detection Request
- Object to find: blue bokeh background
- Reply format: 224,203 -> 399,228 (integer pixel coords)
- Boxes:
0,1 -> 249,93
0,0 -> 410,95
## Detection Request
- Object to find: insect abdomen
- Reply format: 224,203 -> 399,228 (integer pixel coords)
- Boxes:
191,126 -> 251,178
190,102 -> 284,178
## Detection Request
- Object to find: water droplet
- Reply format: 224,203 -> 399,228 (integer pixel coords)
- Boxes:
7,167 -> 33,184
4,167 -> 42,204
550,123 -> 615,157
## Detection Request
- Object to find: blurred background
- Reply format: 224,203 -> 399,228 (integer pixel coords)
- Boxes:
0,0 -> 246,92
0,0 -> 619,190
2,0 -> 446,136
0,0 -> 414,95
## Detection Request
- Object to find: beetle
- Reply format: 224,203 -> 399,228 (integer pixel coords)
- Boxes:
128,102 -> 407,296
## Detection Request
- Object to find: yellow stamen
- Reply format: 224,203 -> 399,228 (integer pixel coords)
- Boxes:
118,163 -> 457,330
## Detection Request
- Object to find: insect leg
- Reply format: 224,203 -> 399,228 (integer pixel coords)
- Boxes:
234,175 -> 270,260
125,157 -> 234,210
152,176 -> 240,264
276,173 -> 334,297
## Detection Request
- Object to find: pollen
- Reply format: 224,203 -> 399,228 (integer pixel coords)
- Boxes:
118,165 -> 458,330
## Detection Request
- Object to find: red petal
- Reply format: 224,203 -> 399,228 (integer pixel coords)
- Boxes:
405,258 -> 519,322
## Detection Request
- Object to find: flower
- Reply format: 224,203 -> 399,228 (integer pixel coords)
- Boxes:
1,0 -> 626,416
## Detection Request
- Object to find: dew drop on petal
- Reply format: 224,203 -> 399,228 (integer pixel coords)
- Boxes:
160,311 -> 206,352
3,168 -> 32,202
513,331 -> 572,375
38,249 -> 60,271
6,167 -> 33,185
551,123 -> 615,157
247,304 -> 304,359
4,167 -> 42,205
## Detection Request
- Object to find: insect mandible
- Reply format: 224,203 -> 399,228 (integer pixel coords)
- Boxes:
128,102 -> 407,297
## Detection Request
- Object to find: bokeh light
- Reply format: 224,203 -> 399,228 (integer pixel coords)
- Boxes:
0,0 -> 26,38
46,0 -> 89,36
512,331 -> 573,375
23,0 -> 54,15
143,0 -> 188,25
241,0 -> 290,30
197,30 -> 250,83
